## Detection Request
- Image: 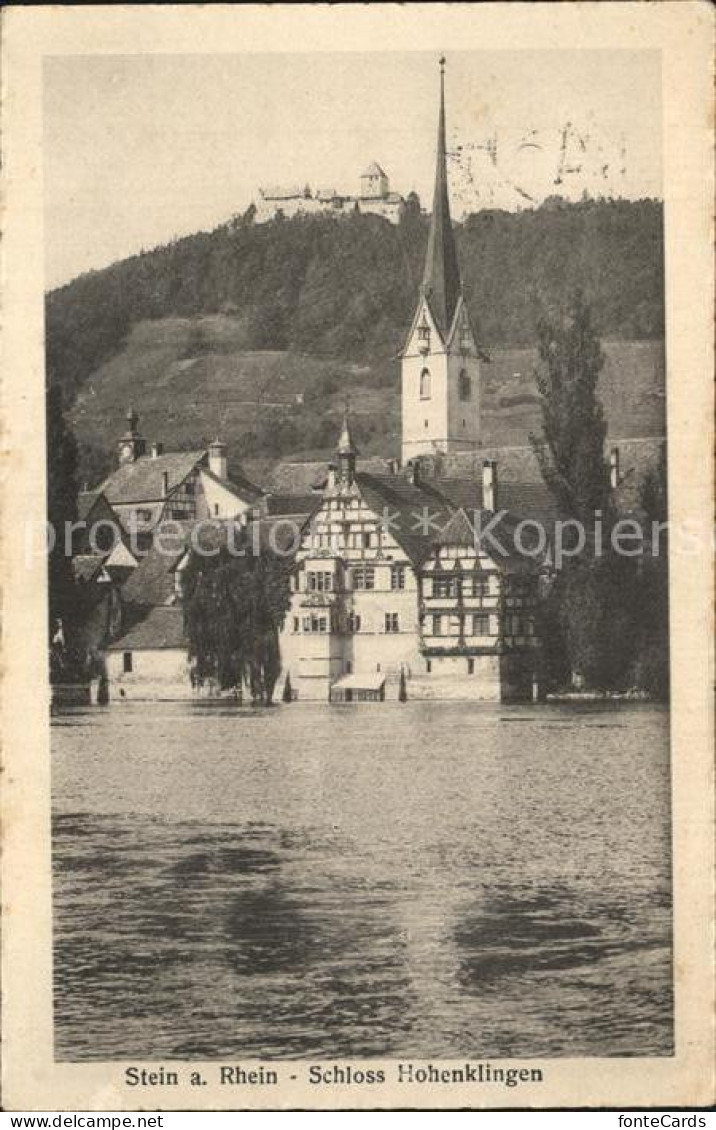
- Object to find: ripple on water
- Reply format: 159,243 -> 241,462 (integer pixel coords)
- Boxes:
51,700 -> 673,1060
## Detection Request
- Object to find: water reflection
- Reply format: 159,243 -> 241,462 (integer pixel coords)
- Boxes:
52,701 -> 672,1059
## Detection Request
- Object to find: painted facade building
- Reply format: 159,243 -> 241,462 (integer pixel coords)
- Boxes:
278,418 -> 544,703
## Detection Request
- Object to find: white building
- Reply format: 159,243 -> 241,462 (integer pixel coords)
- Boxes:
254,163 -> 405,225
277,415 -> 544,703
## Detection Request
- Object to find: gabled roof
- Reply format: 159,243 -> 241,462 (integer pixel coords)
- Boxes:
355,471 -> 454,566
432,507 -> 547,572
108,606 -> 186,651
77,490 -> 106,521
362,162 -> 386,177
72,554 -> 109,584
435,508 -> 475,547
264,493 -> 323,517
100,451 -> 206,505
199,464 -> 263,503
120,531 -> 190,608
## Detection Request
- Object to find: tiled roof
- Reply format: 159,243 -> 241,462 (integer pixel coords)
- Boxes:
261,461 -> 327,494
433,508 -> 547,572
72,554 -> 108,583
77,490 -> 104,520
428,474 -> 559,522
264,493 -> 323,517
199,465 -> 263,503
120,534 -> 189,608
108,606 -> 186,651
100,451 -> 206,505
355,471 -> 454,566
436,509 -> 475,547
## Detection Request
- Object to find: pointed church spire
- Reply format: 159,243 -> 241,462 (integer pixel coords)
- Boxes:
337,401 -> 357,456
422,56 -> 462,338
336,404 -> 357,484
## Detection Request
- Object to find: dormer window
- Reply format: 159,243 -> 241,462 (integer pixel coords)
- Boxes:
417,314 -> 431,355
420,368 -> 431,400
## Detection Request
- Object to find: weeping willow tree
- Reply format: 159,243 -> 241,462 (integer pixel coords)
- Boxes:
182,528 -> 292,704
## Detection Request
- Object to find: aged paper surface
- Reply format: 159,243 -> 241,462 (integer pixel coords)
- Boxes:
2,2 -> 714,1111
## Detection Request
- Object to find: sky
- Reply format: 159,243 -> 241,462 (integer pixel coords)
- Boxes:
43,50 -> 662,290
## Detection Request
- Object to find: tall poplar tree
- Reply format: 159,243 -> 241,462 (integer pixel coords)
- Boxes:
531,293 -> 639,690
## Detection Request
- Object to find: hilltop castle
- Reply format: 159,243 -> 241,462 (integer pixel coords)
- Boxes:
254,162 -> 406,225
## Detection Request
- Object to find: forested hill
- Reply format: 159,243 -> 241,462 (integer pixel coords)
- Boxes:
47,197 -> 664,405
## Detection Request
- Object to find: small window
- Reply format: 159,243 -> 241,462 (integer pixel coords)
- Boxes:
426,659 -> 432,674
424,419 -> 429,429
346,661 -> 352,674
432,614 -> 443,636
459,369 -> 471,401
353,566 -> 375,590
214,503 -> 220,516
467,658 -> 475,675
473,613 -> 490,636
471,575 -> 489,599
385,613 -> 399,634
348,613 -> 362,633
123,651 -> 133,673
391,565 -> 406,590
420,368 -> 431,399
293,616 -> 299,633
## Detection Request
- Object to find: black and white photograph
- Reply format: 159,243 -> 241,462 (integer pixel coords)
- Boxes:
2,2 -> 714,1113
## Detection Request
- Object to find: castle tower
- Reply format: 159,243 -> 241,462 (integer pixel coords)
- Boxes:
360,161 -> 389,200
117,406 -> 147,464
401,58 -> 482,464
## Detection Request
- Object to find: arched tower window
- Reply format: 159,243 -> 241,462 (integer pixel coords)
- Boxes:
420,368 -> 431,400
459,369 -> 471,401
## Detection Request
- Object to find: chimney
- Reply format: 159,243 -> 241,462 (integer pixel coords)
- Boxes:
151,442 -> 164,459
406,459 -> 420,486
161,471 -> 170,498
208,438 -> 228,481
482,460 -> 498,512
609,446 -> 620,490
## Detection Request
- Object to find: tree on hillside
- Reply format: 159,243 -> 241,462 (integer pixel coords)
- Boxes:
530,291 -> 610,526
530,294 -> 640,690
182,530 -> 292,704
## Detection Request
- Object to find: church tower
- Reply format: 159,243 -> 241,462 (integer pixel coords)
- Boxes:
401,58 -> 482,464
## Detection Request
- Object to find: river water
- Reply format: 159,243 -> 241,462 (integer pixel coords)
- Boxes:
52,701 -> 672,1060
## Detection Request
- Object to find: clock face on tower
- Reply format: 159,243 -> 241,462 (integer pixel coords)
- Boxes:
121,443 -> 134,460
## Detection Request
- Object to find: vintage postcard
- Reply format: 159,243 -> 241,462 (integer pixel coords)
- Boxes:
1,2 -> 714,1112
